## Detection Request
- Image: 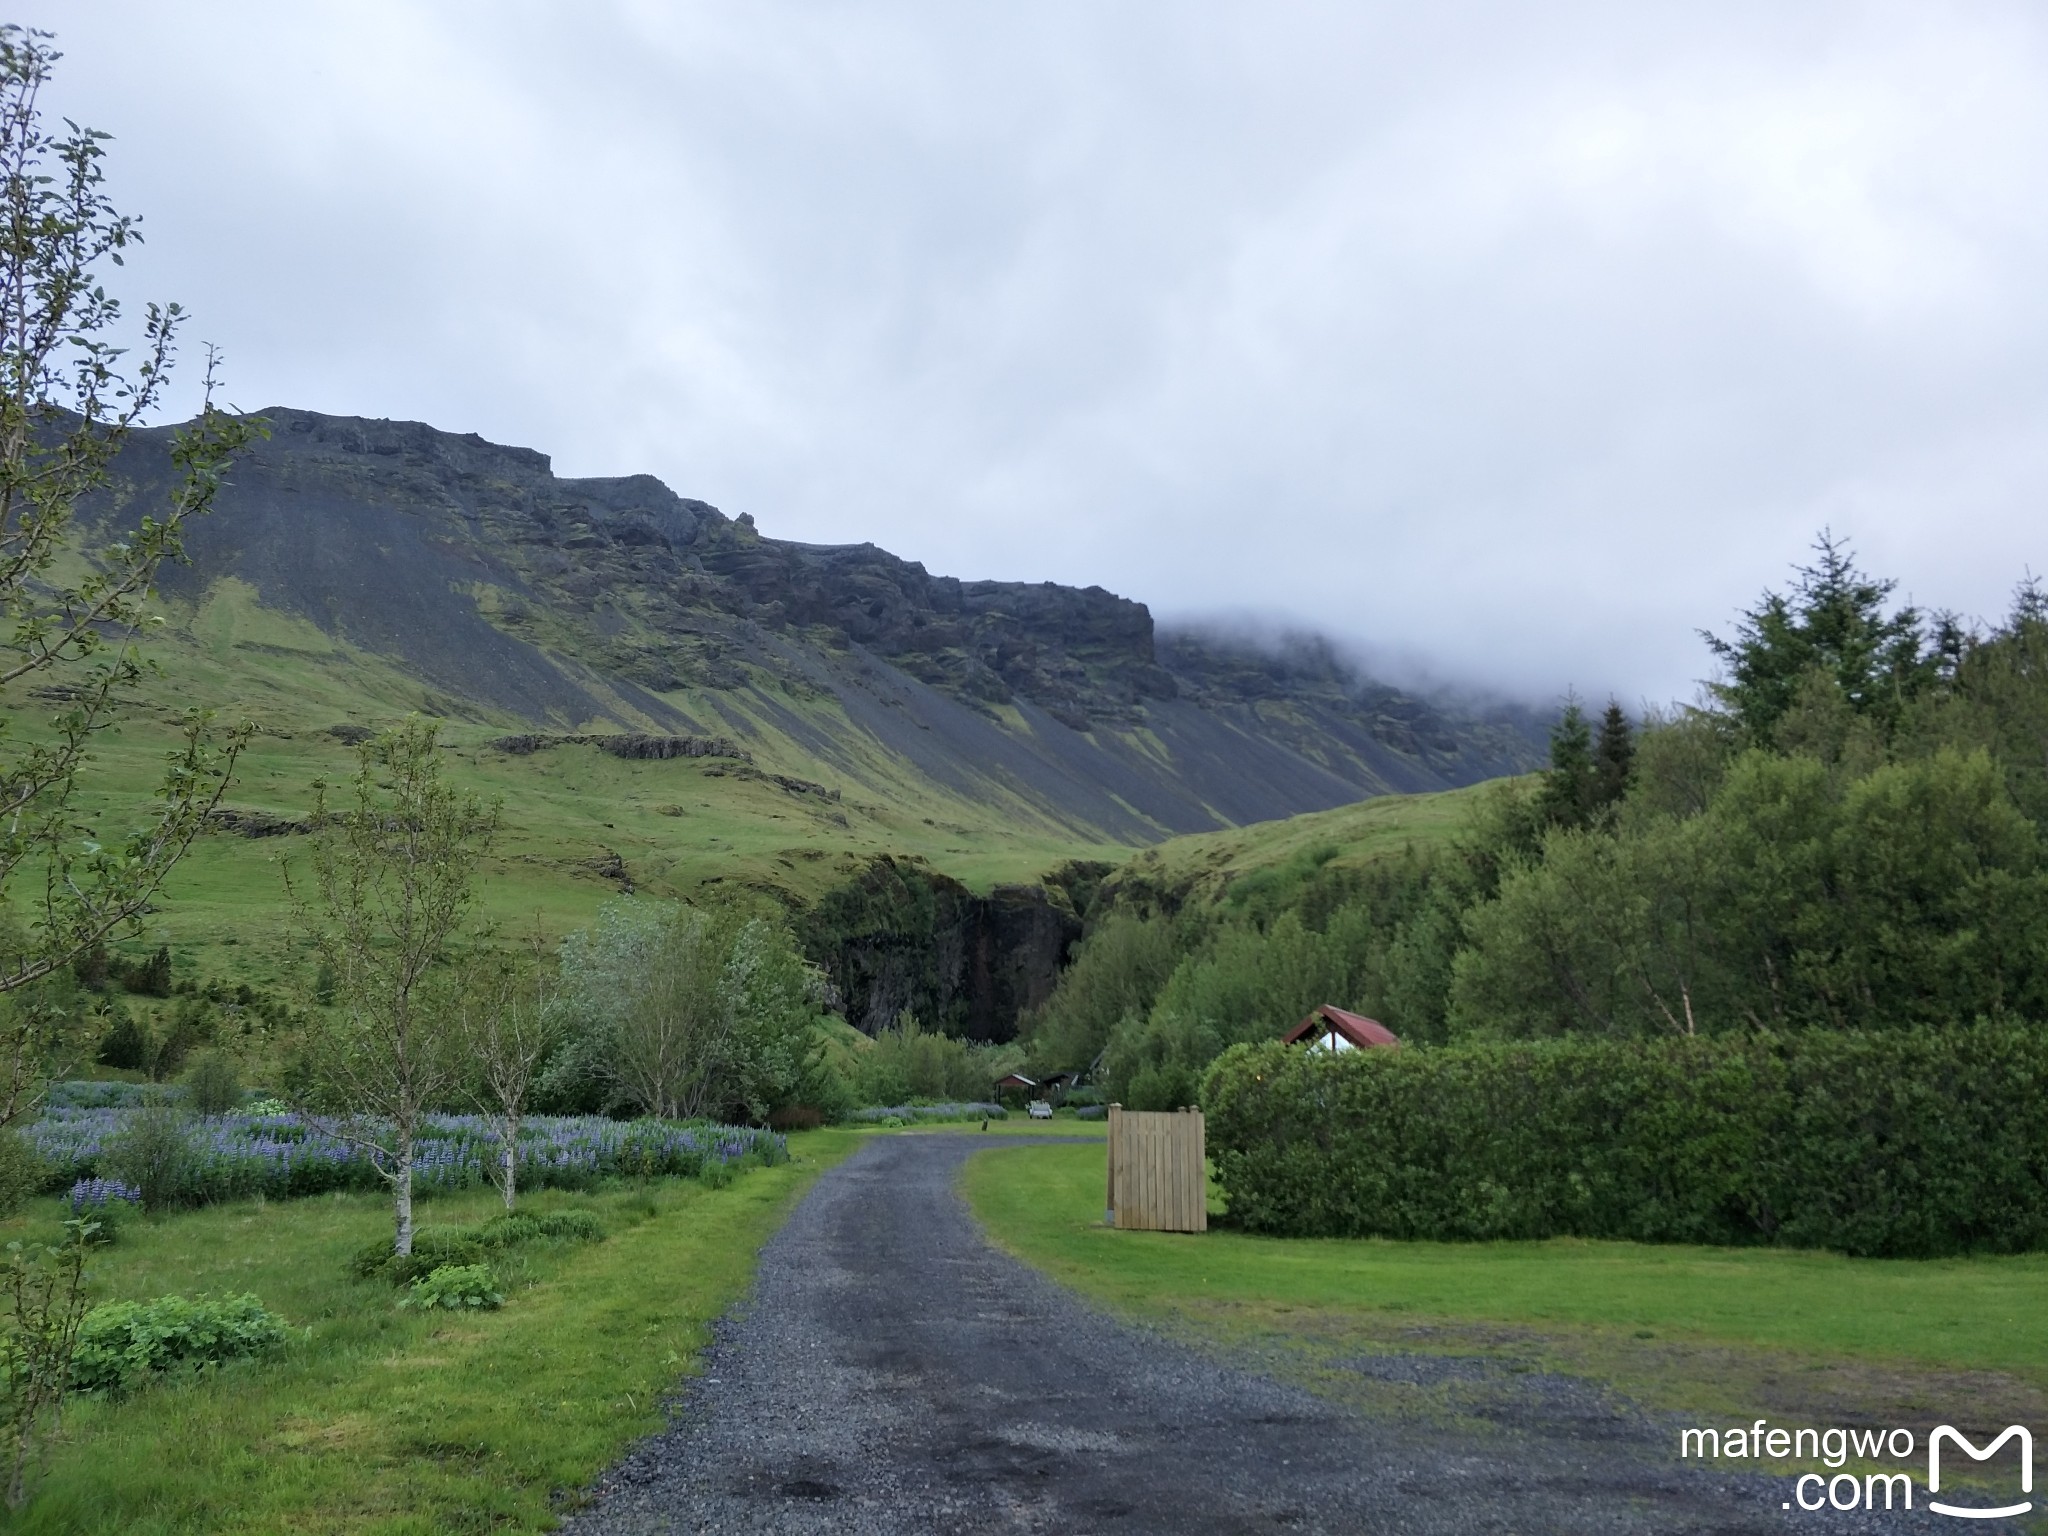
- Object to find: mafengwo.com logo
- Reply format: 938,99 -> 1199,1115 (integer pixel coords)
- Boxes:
1679,1420 -> 2033,1518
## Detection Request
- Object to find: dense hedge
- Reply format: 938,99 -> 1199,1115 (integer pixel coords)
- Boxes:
1201,1026 -> 2048,1258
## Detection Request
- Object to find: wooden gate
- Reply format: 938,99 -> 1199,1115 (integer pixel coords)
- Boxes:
1105,1105 -> 1207,1233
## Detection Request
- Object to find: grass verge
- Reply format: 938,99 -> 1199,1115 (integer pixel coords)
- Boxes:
963,1140 -> 2048,1439
3,1128 -> 865,1535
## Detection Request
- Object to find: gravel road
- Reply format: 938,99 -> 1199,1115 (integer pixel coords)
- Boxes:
563,1135 -> 1992,1534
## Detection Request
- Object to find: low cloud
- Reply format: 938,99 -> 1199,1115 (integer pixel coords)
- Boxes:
29,1 -> 2048,706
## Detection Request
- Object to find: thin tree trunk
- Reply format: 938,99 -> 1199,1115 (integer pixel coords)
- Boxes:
501,1112 -> 518,1212
394,1132 -> 416,1255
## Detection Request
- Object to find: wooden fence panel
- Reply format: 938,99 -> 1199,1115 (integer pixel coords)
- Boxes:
1105,1105 -> 1207,1233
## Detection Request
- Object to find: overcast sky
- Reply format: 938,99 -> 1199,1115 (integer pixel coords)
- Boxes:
27,1 -> 2048,705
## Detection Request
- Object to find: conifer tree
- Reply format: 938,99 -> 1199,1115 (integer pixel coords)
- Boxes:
1538,697 -> 1597,829
1593,701 -> 1635,811
1702,531 -> 1945,743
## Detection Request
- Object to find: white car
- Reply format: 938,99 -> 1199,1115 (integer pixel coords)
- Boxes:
1027,1100 -> 1054,1120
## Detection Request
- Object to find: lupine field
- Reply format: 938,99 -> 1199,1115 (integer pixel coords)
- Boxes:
25,1103 -> 788,1208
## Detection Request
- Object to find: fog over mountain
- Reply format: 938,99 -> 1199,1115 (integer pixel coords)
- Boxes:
29,2 -> 2048,705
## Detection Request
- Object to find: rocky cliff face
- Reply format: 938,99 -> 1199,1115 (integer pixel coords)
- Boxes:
206,408 -> 1179,730
799,857 -> 1106,1041
109,406 -> 1541,847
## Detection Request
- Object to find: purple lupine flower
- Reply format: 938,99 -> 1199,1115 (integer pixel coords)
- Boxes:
68,1177 -> 141,1212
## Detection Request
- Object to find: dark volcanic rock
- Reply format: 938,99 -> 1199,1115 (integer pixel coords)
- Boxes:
205,807 -> 312,838
799,855 -> 1109,1042
97,406 -> 1544,840
485,732 -> 751,761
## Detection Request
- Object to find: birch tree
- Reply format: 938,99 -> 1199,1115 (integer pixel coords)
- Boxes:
294,717 -> 498,1255
557,896 -> 821,1122
0,26 -> 256,1128
457,925 -> 556,1212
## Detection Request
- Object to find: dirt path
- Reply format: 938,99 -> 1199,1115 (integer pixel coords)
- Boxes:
564,1135 -> 1973,1534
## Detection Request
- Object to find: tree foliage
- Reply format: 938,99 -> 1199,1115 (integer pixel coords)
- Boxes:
848,1011 -> 1018,1106
456,925 -> 557,1212
0,27 -> 257,1129
1702,531 -> 1952,744
291,717 -> 499,1255
553,894 -> 824,1123
1023,541 -> 2048,1093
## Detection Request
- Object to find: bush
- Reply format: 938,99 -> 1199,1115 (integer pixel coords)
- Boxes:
399,1264 -> 503,1311
100,1103 -> 195,1211
120,945 -> 173,998
1202,1025 -> 2048,1258
850,1014 -> 1019,1106
181,1050 -> 242,1115
0,1129 -> 47,1215
67,1178 -> 139,1243
352,1225 -> 486,1285
359,1210 -> 605,1283
95,1010 -> 151,1072
514,1209 -> 603,1243
476,1214 -> 542,1247
476,1209 -> 604,1247
149,996 -> 218,1083
70,1293 -> 290,1394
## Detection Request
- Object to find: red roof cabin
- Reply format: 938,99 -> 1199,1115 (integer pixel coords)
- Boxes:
1283,1005 -> 1399,1053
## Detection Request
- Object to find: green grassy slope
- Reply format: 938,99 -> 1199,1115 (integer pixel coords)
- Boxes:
32,575 -> 1133,991
1093,776 -> 1512,916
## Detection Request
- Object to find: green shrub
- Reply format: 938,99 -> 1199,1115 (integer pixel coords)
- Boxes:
513,1209 -> 603,1243
70,1293 -> 290,1394
473,1211 -> 604,1248
120,944 -> 174,998
1202,1024 -> 2048,1259
352,1225 -> 487,1285
94,1010 -> 152,1072
101,1103 -> 195,1211
0,1130 -> 47,1216
476,1214 -> 543,1248
359,1210 -> 605,1284
399,1264 -> 503,1311
181,1049 -> 243,1115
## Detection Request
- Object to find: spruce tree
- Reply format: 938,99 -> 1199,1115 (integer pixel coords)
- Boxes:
1702,531 -> 1942,743
1593,701 -> 1634,811
1538,697 -> 1597,829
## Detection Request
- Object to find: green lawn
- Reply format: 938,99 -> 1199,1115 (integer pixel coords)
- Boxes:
2,1128 -> 866,1535
964,1141 -> 2048,1432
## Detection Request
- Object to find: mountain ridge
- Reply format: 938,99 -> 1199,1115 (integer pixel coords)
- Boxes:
101,406 -> 1543,845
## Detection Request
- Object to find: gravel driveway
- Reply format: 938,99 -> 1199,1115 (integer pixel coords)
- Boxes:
563,1135 -> 1989,1534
